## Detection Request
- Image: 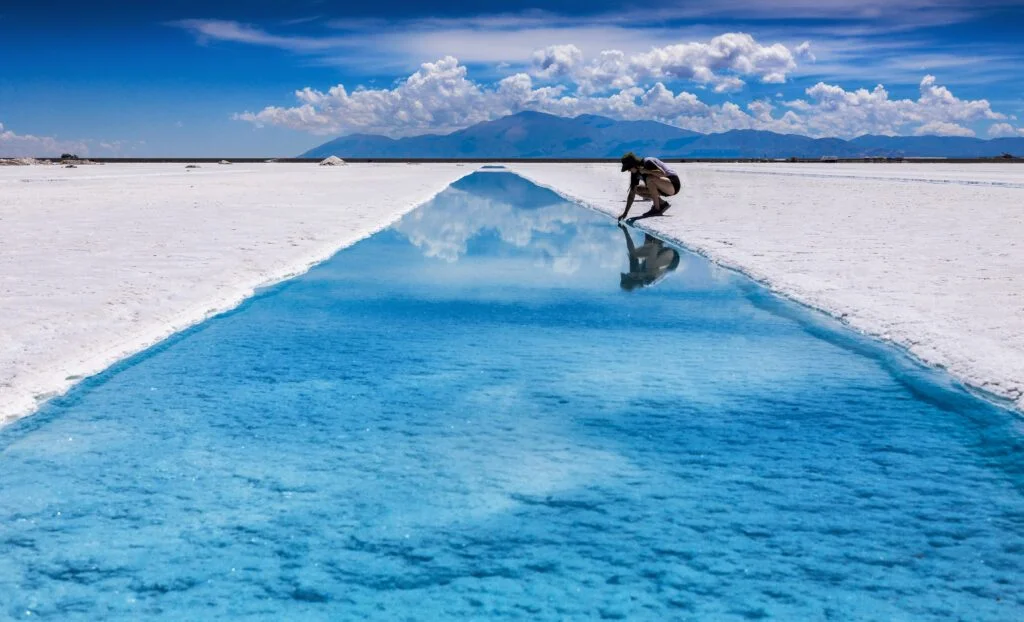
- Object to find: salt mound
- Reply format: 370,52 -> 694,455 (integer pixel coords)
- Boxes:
319,156 -> 346,166
0,157 -> 40,166
218,160 -> 232,165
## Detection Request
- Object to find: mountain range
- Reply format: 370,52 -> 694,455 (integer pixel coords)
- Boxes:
301,111 -> 1024,159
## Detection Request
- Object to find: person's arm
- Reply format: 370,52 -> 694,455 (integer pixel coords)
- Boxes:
619,224 -> 641,271
618,172 -> 639,220
620,223 -> 637,255
619,187 -> 636,220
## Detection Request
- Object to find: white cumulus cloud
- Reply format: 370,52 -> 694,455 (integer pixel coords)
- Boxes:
794,41 -> 815,62
573,50 -> 635,95
783,75 -> 1003,137
561,33 -> 806,95
632,33 -> 801,87
914,121 -> 975,137
531,44 -> 584,79
988,122 -> 1024,138
237,57 -> 498,135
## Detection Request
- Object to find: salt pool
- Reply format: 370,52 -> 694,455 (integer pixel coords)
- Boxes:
1,172 -> 1021,620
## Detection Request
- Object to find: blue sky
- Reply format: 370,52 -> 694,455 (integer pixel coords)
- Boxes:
1,0 -> 1022,156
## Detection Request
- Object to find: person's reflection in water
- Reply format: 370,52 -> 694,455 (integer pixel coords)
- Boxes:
619,224 -> 680,291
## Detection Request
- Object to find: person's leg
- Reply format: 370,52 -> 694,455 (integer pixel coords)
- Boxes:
647,176 -> 674,212
648,181 -> 662,210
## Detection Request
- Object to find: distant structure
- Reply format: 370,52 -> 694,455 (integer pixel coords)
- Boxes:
59,153 -> 95,165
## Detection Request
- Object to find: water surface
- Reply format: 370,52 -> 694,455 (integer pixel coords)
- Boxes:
1,172 -> 1021,620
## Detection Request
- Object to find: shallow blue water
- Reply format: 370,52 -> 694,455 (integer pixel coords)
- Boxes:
1,171 -> 1022,620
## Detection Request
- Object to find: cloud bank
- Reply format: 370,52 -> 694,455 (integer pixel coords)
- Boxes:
235,49 -> 1005,140
0,123 -> 145,158
173,18 -> 1017,140
529,34 -> 811,94
0,123 -> 91,157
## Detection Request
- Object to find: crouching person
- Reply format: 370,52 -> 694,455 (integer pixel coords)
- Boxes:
617,152 -> 681,221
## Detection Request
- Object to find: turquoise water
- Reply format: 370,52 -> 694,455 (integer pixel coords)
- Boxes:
1,171 -> 1021,620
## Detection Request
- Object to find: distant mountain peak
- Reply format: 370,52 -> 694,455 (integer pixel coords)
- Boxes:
508,110 -> 558,118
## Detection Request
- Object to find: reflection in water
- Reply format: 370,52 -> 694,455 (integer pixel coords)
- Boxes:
392,172 -> 683,292
391,173 -> 623,278
619,224 -> 680,291
446,170 -> 567,211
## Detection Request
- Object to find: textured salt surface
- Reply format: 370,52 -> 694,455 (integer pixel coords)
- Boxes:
1,173 -> 1020,620
0,163 -> 469,424
506,163 -> 1024,411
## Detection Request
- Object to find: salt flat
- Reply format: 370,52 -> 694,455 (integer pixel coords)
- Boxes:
2,162 -> 1022,424
507,163 -> 1024,411
0,163 -> 469,424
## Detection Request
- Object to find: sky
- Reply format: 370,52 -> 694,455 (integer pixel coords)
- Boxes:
1,0 -> 1023,156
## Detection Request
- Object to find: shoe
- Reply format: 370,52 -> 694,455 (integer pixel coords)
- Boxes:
657,201 -> 671,213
